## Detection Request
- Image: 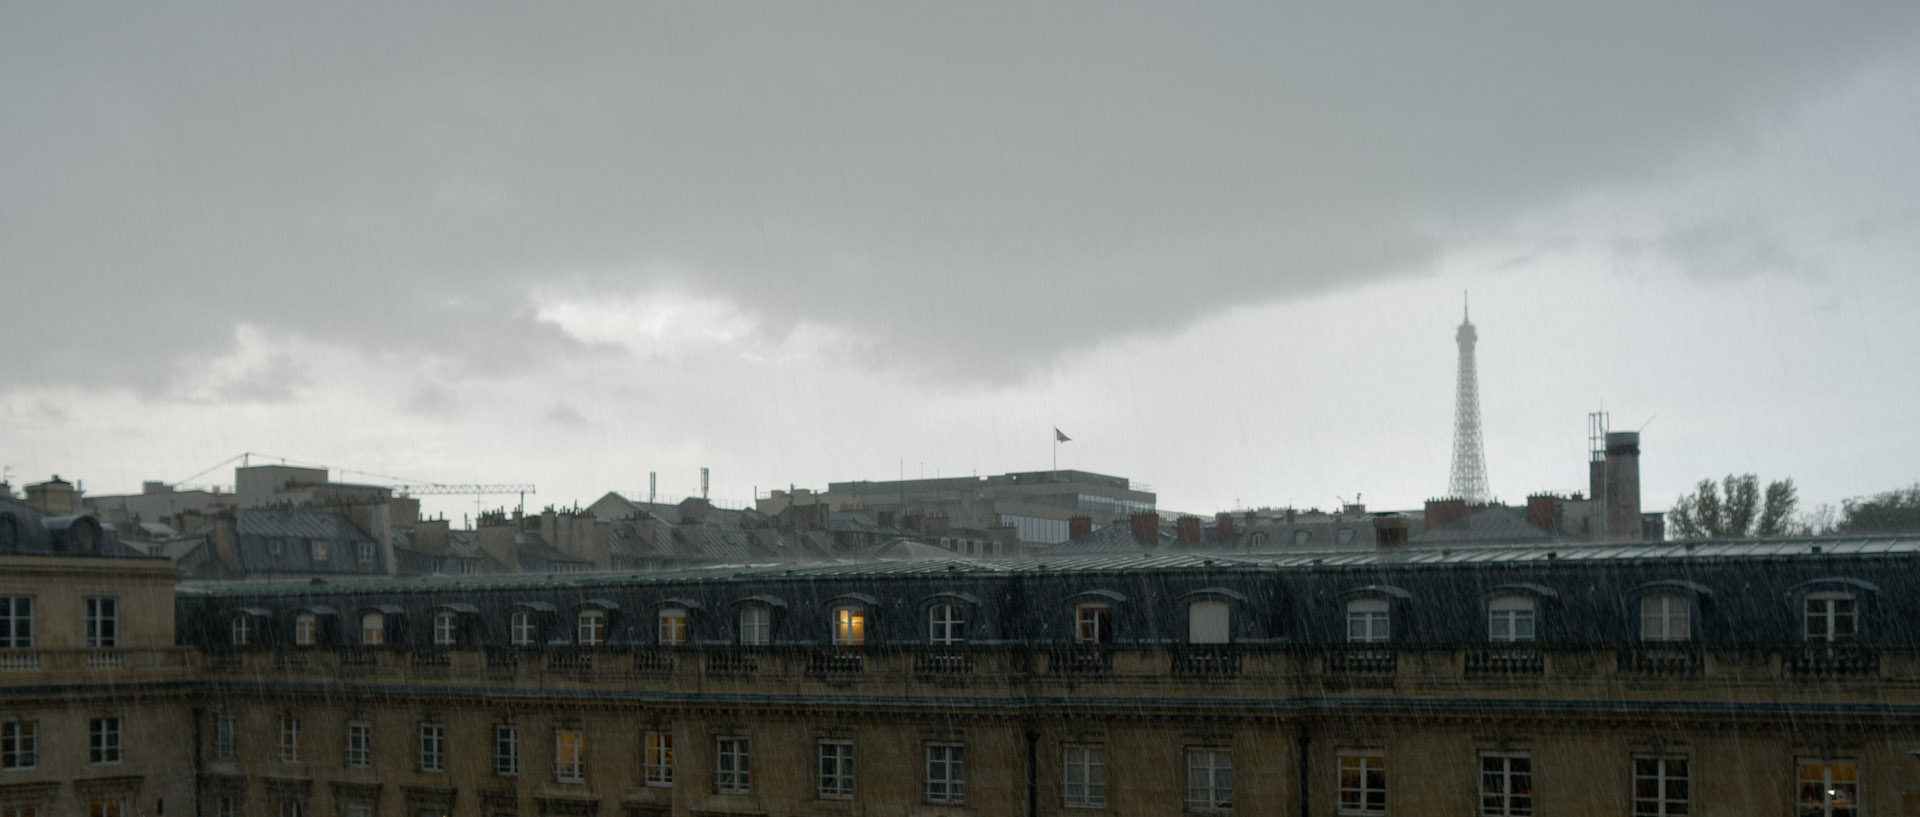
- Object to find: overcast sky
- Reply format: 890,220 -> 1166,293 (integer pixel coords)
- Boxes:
4,4 -> 1918,524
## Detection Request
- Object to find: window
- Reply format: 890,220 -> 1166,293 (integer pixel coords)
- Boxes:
924,743 -> 965,805
1633,756 -> 1688,816
361,612 -> 385,646
554,729 -> 584,783
817,740 -> 853,800
1,721 -> 35,770
268,538 -> 284,556
1479,752 -> 1533,816
510,610 -> 537,646
343,805 -> 371,817
88,802 -> 121,817
1188,599 -> 1230,644
1337,527 -> 1356,545
1075,603 -> 1112,645
1185,748 -> 1232,813
88,717 -> 121,764
1797,759 -> 1858,817
1804,593 -> 1857,642
715,737 -> 750,794
215,795 -> 237,817
644,731 -> 673,786
279,715 -> 302,762
1062,744 -> 1106,809
493,724 -> 518,776
929,603 -> 966,645
214,713 -> 236,760
833,606 -> 866,646
294,613 -> 316,646
1294,530 -> 1311,546
231,615 -> 252,646
1640,594 -> 1690,642
739,606 -> 770,646
85,597 -> 117,648
275,800 -> 301,817
569,609 -> 603,646
433,612 -> 458,646
1487,596 -> 1536,642
0,597 -> 30,647
309,539 -> 327,561
345,720 -> 371,768
657,606 -> 687,646
357,541 -> 374,563
1347,599 -> 1391,643
1338,751 -> 1386,815
418,723 -> 446,773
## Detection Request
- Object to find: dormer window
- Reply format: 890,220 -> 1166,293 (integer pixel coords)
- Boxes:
357,542 -> 374,563
657,607 -> 688,646
739,606 -> 771,646
510,611 -> 537,646
231,615 -> 252,646
1487,596 -> 1535,643
578,610 -> 607,646
432,612 -> 458,646
1347,599 -> 1391,643
361,612 -> 385,646
1804,592 -> 1856,642
928,604 -> 966,646
294,613 -> 316,646
309,539 -> 327,561
1187,600 -> 1229,644
833,606 -> 866,647
1074,604 -> 1112,645
1640,593 -> 1690,642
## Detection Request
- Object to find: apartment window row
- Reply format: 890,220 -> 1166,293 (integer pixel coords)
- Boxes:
1323,748 -> 1856,817
218,583 -> 1876,650
0,595 -> 119,649
0,717 -> 121,770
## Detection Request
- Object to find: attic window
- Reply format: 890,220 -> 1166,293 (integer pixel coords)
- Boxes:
310,539 -> 327,561
268,538 -> 284,556
357,542 -> 374,563
1293,531 -> 1310,546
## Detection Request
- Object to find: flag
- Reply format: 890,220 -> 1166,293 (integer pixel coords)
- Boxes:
1055,428 -> 1071,443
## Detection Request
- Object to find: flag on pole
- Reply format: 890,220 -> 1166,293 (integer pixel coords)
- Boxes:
1055,428 -> 1071,443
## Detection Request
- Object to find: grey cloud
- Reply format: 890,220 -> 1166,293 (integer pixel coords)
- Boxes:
4,3 -> 1917,390
543,404 -> 589,431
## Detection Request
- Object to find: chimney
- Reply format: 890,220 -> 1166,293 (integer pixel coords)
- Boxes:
143,481 -> 173,495
1525,494 -> 1559,532
416,518 -> 451,554
1068,515 -> 1093,540
1215,513 -> 1235,543
876,510 -> 895,529
1176,516 -> 1202,546
1603,431 -> 1643,541
900,511 -> 924,533
1424,498 -> 1469,529
1374,516 -> 1410,548
1128,512 -> 1161,544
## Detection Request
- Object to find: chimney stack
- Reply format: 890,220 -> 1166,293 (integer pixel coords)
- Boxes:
1424,498 -> 1469,529
1525,494 -> 1559,532
1176,516 -> 1202,546
1068,515 -> 1093,540
1603,431 -> 1642,541
1375,516 -> 1410,548
1128,512 -> 1161,544
1215,513 -> 1235,543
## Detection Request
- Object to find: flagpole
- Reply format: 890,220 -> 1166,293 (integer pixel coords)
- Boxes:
1052,432 -> 1057,472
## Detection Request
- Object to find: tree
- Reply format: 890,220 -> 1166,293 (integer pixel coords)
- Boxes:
1668,474 -> 1797,539
1835,483 -> 1920,534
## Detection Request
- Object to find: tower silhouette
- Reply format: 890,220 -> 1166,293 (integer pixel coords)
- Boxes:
1448,295 -> 1490,503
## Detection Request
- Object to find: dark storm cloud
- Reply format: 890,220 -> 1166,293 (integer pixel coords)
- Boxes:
4,3 -> 1916,390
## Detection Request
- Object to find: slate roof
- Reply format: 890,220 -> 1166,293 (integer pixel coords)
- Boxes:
0,495 -> 155,559
232,508 -> 382,574
1041,521 -> 1181,555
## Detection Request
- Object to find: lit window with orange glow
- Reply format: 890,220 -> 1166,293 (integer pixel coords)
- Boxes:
833,607 -> 866,646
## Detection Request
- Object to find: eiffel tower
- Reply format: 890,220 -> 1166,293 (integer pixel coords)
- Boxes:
1448,294 -> 1490,503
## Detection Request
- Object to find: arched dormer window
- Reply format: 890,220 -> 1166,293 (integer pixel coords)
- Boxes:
1335,586 -> 1411,644
231,615 -> 252,646
432,603 -> 481,647
291,605 -> 337,647
1629,580 -> 1711,643
829,593 -> 877,647
433,611 -> 459,646
921,592 -> 981,646
361,611 -> 387,646
729,595 -> 786,647
1177,588 -> 1249,645
507,602 -> 557,646
1483,584 -> 1556,643
572,599 -> 620,646
1787,578 -> 1880,643
229,608 -> 270,647
1069,590 -> 1126,645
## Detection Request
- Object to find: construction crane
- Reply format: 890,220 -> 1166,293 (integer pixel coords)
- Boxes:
382,484 -> 537,516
